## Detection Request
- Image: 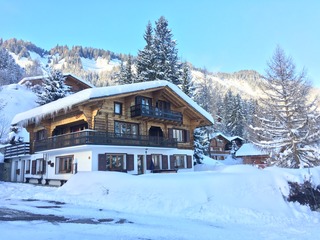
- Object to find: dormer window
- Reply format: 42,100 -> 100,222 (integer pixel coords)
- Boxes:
114,102 -> 122,115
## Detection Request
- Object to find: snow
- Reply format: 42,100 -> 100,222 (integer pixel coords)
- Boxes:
1,165 -> 320,239
0,152 -> 3,163
12,80 -> 214,126
81,57 -> 120,72
236,143 -> 268,156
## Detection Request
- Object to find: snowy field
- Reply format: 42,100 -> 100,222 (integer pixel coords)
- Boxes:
1,163 -> 320,240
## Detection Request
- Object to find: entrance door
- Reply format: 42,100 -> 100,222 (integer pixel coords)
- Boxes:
137,155 -> 144,174
149,126 -> 163,145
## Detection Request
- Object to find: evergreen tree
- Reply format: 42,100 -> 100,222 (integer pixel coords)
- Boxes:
153,16 -> 182,85
136,21 -> 156,83
36,69 -> 71,105
179,62 -> 195,98
193,127 -> 210,164
116,55 -> 135,85
251,46 -> 320,168
0,47 -> 24,85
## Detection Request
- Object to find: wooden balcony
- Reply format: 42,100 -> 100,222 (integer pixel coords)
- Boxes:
130,104 -> 182,124
4,142 -> 31,158
34,130 -> 178,152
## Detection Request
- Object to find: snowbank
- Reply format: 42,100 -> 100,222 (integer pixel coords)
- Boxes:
31,165 -> 320,226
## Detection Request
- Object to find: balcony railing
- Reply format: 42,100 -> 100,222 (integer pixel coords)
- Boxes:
130,104 -> 182,123
4,142 -> 30,158
34,130 -> 178,152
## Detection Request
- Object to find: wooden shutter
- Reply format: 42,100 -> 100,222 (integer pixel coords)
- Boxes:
126,154 -> 134,171
170,155 -> 175,169
168,128 -> 173,139
146,155 -> 152,170
98,154 -> 107,171
187,155 -> 193,168
185,130 -> 190,143
31,160 -> 36,175
162,155 -> 168,169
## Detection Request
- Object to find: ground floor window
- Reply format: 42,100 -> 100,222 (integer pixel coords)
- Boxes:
26,160 -> 31,174
174,155 -> 186,168
152,154 -> 161,170
106,154 -> 125,171
31,158 -> 46,175
56,155 -> 73,174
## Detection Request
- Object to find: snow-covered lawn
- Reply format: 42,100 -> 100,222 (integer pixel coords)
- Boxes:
1,164 -> 320,239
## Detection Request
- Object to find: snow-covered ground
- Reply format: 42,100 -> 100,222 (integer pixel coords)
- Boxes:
1,164 -> 320,239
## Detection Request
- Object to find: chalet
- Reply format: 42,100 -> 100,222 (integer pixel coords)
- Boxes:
235,143 -> 269,168
209,133 -> 244,160
18,73 -> 94,93
4,80 -> 214,185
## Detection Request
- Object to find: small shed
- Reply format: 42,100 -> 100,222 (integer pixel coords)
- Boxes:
236,143 -> 269,167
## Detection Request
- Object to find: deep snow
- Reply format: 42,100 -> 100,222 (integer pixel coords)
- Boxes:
1,164 -> 320,239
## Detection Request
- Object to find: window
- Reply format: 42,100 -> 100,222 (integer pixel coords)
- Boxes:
25,160 -> 31,174
152,154 -> 161,170
56,155 -> 73,174
114,102 -> 122,115
31,158 -> 46,175
114,121 -> 139,136
106,154 -> 124,171
174,155 -> 185,169
70,123 -> 88,132
36,129 -> 46,140
172,129 -> 183,142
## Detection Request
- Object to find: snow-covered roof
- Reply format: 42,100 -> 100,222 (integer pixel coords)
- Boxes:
12,80 -> 214,126
210,132 -> 244,142
18,73 -> 95,88
235,143 -> 268,157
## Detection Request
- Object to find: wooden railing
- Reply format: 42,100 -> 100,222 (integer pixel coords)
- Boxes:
4,142 -> 30,158
34,130 -> 178,152
130,104 -> 182,123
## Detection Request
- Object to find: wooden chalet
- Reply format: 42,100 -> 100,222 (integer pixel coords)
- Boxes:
19,73 -> 94,93
209,133 -> 244,160
235,143 -> 269,168
5,80 -> 213,185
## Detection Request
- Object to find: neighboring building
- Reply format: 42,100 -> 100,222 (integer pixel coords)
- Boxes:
208,133 -> 244,160
235,143 -> 269,168
5,80 -> 214,185
19,73 -> 94,93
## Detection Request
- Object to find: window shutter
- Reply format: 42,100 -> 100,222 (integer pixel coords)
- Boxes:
146,155 -> 152,170
42,160 -> 46,174
98,154 -> 107,171
126,154 -> 134,171
170,155 -> 175,169
185,130 -> 190,143
187,155 -> 193,168
168,128 -> 173,139
31,160 -> 36,175
162,155 -> 168,169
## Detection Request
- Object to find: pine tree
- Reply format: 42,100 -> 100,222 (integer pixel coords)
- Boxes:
251,46 -> 320,168
116,55 -> 135,85
136,21 -> 156,83
179,62 -> 195,98
153,16 -> 182,85
193,127 -> 210,164
0,47 -> 24,85
36,69 -> 71,105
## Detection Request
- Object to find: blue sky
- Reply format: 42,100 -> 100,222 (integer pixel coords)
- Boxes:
1,0 -> 320,86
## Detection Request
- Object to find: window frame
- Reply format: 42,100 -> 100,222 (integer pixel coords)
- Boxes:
56,155 -> 74,174
114,102 -> 123,115
106,153 -> 125,171
174,155 -> 186,169
114,121 -> 139,136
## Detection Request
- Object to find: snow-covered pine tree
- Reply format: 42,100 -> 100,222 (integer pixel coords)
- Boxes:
153,16 -> 182,85
193,68 -> 213,113
179,62 -> 195,98
251,46 -> 320,168
193,127 -> 208,163
136,21 -> 156,83
0,47 -> 24,85
36,69 -> 71,105
116,55 -> 135,85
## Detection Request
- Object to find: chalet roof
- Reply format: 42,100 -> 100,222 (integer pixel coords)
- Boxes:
12,80 -> 214,126
18,73 -> 95,89
210,132 -> 244,142
235,143 -> 268,157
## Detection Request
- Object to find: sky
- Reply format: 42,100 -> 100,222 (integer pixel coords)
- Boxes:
1,0 -> 320,86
